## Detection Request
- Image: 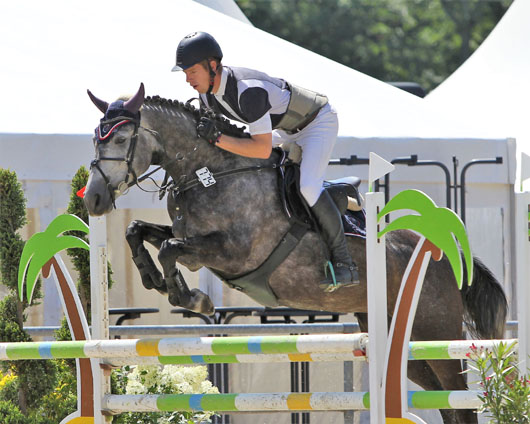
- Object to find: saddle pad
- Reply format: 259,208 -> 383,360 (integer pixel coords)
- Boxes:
343,209 -> 366,238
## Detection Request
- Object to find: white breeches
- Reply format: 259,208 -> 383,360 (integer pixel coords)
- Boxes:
273,103 -> 339,207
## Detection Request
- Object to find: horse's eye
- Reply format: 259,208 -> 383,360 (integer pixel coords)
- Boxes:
115,136 -> 127,144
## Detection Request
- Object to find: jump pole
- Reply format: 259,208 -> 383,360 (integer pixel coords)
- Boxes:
515,178 -> 530,375
366,190 -> 387,423
89,215 -> 110,424
102,390 -> 481,415
366,153 -> 395,423
0,337 -> 515,362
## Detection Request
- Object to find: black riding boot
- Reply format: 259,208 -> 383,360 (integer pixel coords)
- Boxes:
311,190 -> 360,291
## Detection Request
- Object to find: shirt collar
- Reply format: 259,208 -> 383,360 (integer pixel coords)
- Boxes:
214,67 -> 229,97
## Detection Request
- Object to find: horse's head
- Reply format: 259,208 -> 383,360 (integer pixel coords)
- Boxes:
85,83 -> 160,215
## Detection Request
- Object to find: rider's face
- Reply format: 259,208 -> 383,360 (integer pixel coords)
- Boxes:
184,63 -> 210,94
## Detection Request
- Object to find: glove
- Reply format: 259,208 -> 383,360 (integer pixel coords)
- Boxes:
196,116 -> 222,144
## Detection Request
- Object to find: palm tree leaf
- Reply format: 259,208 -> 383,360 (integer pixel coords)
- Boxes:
17,233 -> 46,301
377,189 -> 437,220
434,208 -> 473,285
45,214 -> 89,238
378,189 -> 473,289
21,234 -> 89,303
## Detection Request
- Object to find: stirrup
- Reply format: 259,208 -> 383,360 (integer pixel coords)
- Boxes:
320,261 -> 340,293
319,261 -> 359,293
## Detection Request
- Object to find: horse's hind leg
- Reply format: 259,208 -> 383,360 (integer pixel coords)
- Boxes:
158,238 -> 214,315
125,220 -> 173,295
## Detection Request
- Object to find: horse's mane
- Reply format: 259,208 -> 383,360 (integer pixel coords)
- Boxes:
143,95 -> 250,138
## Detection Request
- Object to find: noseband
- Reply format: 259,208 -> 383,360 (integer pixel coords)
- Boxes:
90,116 -> 143,208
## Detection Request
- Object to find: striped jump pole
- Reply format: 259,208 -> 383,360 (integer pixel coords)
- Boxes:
0,333 -> 368,361
105,338 -> 517,366
0,336 -> 515,361
407,338 -> 518,360
102,390 -> 482,414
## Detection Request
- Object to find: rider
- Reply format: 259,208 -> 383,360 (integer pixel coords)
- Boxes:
172,31 -> 359,289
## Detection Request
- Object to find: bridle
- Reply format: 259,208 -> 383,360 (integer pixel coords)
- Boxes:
90,115 -> 165,208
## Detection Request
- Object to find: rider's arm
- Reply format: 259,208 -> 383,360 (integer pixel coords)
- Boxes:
216,111 -> 273,159
216,132 -> 272,159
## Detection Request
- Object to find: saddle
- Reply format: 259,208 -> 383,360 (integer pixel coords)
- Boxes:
278,149 -> 366,238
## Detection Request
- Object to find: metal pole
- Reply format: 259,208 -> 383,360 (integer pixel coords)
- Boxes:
459,157 -> 503,223
453,157 -> 459,214
413,159 -> 452,208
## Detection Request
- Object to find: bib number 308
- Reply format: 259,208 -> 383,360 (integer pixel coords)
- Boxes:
196,167 -> 216,187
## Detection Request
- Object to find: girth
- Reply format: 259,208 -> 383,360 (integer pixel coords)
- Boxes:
219,220 -> 309,307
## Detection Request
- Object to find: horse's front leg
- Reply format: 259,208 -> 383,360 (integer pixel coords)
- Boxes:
125,220 -> 174,295
158,238 -> 214,315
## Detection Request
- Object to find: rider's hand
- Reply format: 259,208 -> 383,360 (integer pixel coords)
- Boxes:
197,117 -> 222,144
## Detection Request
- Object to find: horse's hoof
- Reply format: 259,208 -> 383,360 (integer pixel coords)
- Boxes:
141,277 -> 155,290
154,285 -> 168,295
189,289 -> 215,315
167,291 -> 181,306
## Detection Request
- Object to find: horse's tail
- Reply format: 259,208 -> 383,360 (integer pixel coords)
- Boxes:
461,257 -> 507,339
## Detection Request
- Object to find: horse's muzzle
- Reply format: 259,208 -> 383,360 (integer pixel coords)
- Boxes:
84,185 -> 114,216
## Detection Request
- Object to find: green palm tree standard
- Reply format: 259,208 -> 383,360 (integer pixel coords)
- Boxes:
18,214 -> 89,303
378,189 -> 473,288
376,189 -> 473,423
17,214 -> 95,422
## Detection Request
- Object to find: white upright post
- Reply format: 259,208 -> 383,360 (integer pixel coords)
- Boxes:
89,216 -> 110,423
515,191 -> 530,376
366,191 -> 388,424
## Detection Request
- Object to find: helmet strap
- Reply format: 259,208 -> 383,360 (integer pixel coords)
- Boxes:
207,60 -> 217,94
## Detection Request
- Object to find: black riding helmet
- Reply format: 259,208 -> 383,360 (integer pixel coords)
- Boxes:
171,31 -> 223,72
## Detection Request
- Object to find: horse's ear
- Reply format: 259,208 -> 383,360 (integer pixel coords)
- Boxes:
124,83 -> 145,114
87,89 -> 109,114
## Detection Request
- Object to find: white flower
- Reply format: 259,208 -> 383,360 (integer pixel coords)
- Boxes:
125,380 -> 146,395
119,363 -> 219,422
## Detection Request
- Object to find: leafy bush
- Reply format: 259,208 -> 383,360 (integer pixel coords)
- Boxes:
0,400 -> 27,424
466,341 -> 530,423
0,169 -> 56,414
28,359 -> 78,424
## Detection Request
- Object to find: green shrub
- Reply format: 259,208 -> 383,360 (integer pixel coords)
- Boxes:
28,359 -> 77,424
466,341 -> 530,423
0,169 -> 55,414
0,400 -> 27,424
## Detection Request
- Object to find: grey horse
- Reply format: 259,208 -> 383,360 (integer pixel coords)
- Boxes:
84,84 -> 507,424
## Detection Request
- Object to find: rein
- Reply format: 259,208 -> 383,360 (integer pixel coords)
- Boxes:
169,162 -> 282,196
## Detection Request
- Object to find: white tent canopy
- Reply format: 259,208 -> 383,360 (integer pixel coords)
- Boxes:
0,0 -> 440,138
426,0 -> 529,145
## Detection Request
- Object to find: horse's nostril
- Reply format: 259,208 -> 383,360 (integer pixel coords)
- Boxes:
94,193 -> 100,208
